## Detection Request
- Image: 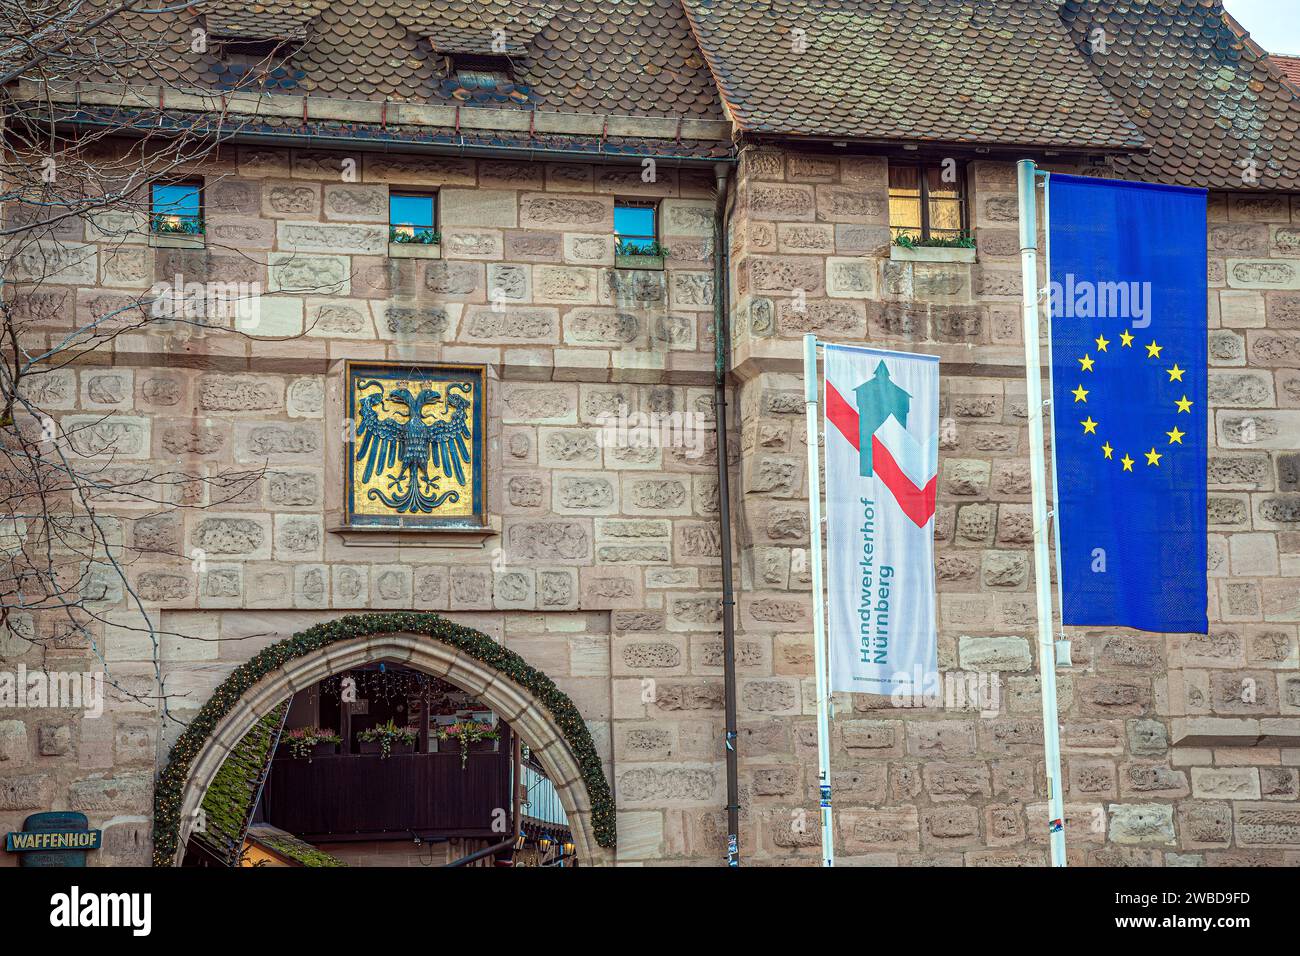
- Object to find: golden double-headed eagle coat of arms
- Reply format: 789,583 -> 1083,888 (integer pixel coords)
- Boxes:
345,363 -> 486,528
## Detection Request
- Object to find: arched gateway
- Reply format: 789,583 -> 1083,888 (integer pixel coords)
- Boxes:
153,613 -> 616,866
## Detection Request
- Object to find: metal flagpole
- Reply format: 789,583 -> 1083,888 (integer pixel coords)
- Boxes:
1016,159 -> 1068,867
803,332 -> 834,867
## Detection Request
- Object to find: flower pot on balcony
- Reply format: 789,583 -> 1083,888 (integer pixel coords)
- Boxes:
359,739 -> 415,756
279,728 -> 342,761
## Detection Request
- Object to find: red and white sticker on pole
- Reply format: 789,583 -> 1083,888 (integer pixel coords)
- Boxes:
822,343 -> 940,698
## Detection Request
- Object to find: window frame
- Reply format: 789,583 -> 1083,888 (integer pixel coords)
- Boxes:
887,161 -> 969,242
388,189 -> 440,244
448,53 -> 516,89
613,198 -> 660,256
149,178 -> 205,237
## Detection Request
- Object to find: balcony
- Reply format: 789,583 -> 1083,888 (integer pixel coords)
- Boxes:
260,750 -> 510,841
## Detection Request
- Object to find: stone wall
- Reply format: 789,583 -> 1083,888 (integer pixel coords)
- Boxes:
2,141 -> 1298,867
725,146 -> 1300,865
1,145 -> 730,866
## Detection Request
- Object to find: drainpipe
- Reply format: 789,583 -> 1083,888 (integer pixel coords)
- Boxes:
712,161 -> 741,866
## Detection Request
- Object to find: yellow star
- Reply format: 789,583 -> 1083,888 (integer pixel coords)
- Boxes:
1166,426 -> 1185,445
1081,416 -> 1098,435
1174,395 -> 1193,414
1095,333 -> 1110,352
1119,330 -> 1134,347
1167,364 -> 1185,382
1071,384 -> 1089,403
1078,354 -> 1095,372
1101,441 -> 1114,459
1121,453 -> 1134,472
1145,341 -> 1162,359
1145,447 -> 1162,467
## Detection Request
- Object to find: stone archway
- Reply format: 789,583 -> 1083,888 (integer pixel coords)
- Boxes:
153,613 -> 614,866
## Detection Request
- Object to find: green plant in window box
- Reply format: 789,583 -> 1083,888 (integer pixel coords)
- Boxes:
615,239 -> 670,270
150,215 -> 204,236
357,719 -> 418,759
436,720 -> 500,769
893,232 -> 975,249
281,726 -> 342,761
389,225 -> 441,245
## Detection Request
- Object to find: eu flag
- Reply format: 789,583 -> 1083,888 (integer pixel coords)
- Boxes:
1047,174 -> 1207,633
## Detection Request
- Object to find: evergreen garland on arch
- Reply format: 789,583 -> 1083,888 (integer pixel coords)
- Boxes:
152,612 -> 617,865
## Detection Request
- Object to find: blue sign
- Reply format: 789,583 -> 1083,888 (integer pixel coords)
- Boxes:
1047,174 -> 1208,633
6,811 -> 100,866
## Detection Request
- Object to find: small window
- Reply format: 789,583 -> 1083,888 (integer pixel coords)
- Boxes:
451,54 -> 514,90
150,181 -> 203,236
389,192 -> 439,244
614,200 -> 659,255
888,163 -> 967,243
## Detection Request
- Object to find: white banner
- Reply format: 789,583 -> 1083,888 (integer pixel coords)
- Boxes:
823,343 -> 939,696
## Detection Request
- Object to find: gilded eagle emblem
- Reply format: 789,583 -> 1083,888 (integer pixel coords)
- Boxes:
354,379 -> 473,513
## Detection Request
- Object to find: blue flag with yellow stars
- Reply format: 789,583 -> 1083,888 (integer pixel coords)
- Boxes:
1047,174 -> 1207,634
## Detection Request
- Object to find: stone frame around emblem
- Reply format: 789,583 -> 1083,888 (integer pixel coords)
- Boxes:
340,360 -> 490,536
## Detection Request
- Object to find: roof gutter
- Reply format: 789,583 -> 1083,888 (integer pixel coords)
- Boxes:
14,80 -> 738,165
742,130 -> 1146,158
41,111 -> 739,166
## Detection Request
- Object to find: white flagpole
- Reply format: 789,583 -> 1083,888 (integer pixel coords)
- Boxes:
1016,159 -> 1068,867
803,332 -> 834,867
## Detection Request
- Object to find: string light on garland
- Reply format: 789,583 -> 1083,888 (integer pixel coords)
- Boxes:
152,612 -> 617,865
320,669 -> 467,705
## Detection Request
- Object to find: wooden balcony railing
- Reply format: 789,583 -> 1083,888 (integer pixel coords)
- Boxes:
260,751 -> 511,841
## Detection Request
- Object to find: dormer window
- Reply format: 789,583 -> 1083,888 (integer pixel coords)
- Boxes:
204,8 -> 313,91
450,54 -> 514,89
214,38 -> 291,58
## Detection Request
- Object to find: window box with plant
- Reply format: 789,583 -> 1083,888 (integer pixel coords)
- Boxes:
435,720 -> 500,768
279,726 -> 342,761
614,238 -> 670,270
357,719 -> 418,758
388,191 -> 440,259
887,162 -> 975,262
614,200 -> 667,269
890,231 -> 977,263
149,180 -> 204,249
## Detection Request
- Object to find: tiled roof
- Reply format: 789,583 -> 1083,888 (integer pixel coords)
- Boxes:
678,0 -> 1146,151
103,1 -> 724,119
1060,1 -> 1300,190
42,1 -> 1300,185
1273,54 -> 1300,89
